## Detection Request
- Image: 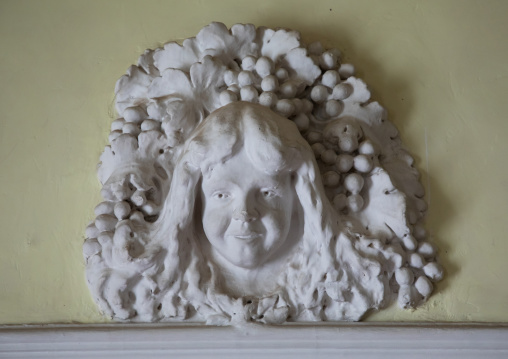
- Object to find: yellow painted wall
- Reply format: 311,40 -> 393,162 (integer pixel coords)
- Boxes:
1,0 -> 507,324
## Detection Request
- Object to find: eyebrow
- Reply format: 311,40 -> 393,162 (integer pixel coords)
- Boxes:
202,179 -> 237,193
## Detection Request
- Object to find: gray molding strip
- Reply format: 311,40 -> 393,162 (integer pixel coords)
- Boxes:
1,323 -> 508,358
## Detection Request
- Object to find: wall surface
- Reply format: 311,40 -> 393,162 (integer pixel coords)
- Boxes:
1,0 -> 507,324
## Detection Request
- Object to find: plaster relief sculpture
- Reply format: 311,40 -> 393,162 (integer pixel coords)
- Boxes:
84,22 -> 443,324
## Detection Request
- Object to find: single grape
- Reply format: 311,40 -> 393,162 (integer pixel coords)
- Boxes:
111,119 -> 125,131
95,214 -> 118,232
409,252 -> 425,269
97,231 -> 113,246
123,107 -> 147,124
108,130 -> 122,143
320,51 -> 338,70
332,83 -> 353,100
275,99 -> 295,117
114,201 -> 131,220
310,85 -> 329,103
131,190 -> 146,206
123,123 -> 140,136
413,225 -> 427,240
335,154 -> 354,173
333,193 -> 348,211
414,276 -> 433,297
353,154 -> 373,173
358,140 -> 377,156
100,187 -> 114,201
338,135 -> 358,153
238,71 -> 254,87
418,242 -> 436,258
255,56 -> 273,78
292,98 -> 303,113
301,99 -> 313,114
307,41 -> 324,55
339,63 -> 355,79
323,171 -> 341,187
258,92 -> 278,108
328,48 -> 342,61
94,201 -> 115,216
240,86 -> 259,102
85,223 -> 99,239
219,90 -> 238,106
227,84 -> 240,94
397,285 -> 415,309
279,81 -> 298,99
347,194 -> 364,212
83,238 -> 101,257
275,68 -> 289,81
293,113 -> 310,132
402,235 -> 418,251
261,75 -> 278,92
224,69 -> 237,86
423,262 -> 444,282
141,119 -> 160,132
307,131 -> 322,144
344,173 -> 364,194
325,100 -> 343,117
321,70 -> 340,88
129,210 -> 145,223
142,201 -> 158,215
395,267 -> 414,286
321,149 -> 337,164
241,56 -> 256,71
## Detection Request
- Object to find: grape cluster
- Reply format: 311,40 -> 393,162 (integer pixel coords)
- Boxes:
108,107 -> 162,143
308,120 -> 376,214
86,173 -> 163,243
217,42 -> 358,130
84,103 -> 170,250
220,55 -> 313,121
394,234 -> 444,307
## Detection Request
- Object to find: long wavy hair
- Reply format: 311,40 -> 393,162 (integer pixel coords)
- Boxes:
133,102 -> 388,323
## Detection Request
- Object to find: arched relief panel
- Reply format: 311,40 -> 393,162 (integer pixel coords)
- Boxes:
83,22 -> 443,325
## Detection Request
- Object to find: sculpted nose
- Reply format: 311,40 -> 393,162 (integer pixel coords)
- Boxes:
233,200 -> 258,223
233,210 -> 256,222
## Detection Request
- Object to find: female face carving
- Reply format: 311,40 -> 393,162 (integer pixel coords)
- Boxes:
201,149 -> 295,269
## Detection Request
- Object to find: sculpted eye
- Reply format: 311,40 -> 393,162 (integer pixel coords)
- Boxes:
213,192 -> 229,199
261,189 -> 277,198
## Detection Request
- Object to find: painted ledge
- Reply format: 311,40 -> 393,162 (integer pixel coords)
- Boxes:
1,323 -> 508,358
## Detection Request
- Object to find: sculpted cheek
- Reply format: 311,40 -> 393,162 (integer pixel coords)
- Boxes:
204,205 -> 231,240
261,212 -> 285,248
261,197 -> 294,250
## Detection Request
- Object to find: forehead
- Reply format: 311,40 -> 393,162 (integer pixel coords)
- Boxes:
202,150 -> 290,190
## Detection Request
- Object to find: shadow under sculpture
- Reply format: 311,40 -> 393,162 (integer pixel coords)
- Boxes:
83,22 -> 443,325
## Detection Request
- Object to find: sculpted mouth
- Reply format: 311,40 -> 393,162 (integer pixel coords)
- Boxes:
230,233 -> 261,240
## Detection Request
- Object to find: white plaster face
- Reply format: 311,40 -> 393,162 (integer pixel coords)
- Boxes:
201,150 -> 295,269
